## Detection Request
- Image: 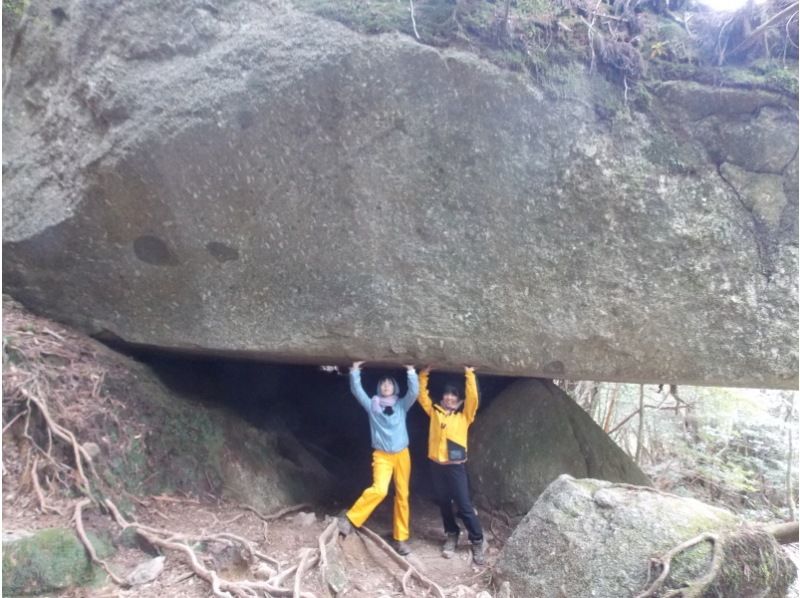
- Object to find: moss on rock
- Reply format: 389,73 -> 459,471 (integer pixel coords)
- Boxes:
2,528 -> 114,595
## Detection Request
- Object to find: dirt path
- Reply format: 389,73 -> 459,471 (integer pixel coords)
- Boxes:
2,489 -> 507,597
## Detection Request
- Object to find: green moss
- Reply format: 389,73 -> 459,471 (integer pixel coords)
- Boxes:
2,528 -> 114,595
724,61 -> 799,96
670,539 -> 714,587
2,0 -> 26,16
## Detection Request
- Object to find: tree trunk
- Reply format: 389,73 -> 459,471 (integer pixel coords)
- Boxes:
635,384 -> 645,465
765,521 -> 799,545
603,383 -> 621,433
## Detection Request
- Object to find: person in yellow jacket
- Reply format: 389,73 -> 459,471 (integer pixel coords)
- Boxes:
417,366 -> 486,565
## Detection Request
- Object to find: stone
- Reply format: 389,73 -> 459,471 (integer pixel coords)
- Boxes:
496,581 -> 512,598
322,540 -> 349,596
495,475 -> 796,598
292,511 -> 317,527
125,555 -> 165,586
469,379 -> 651,515
2,1 -> 796,388
2,527 -> 114,595
82,441 -> 102,460
254,562 -> 277,580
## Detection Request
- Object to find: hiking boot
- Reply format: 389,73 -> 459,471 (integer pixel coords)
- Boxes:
337,516 -> 353,537
391,539 -> 411,556
441,533 -> 459,559
471,538 -> 486,566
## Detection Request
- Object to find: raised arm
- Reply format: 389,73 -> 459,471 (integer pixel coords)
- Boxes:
400,365 -> 419,410
464,366 -> 479,424
349,362 -> 371,411
416,368 -> 433,416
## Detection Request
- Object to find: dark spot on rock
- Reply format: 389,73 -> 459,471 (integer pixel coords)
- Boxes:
543,360 -> 565,375
133,235 -> 177,266
237,110 -> 254,130
51,7 -> 68,25
206,241 -> 239,263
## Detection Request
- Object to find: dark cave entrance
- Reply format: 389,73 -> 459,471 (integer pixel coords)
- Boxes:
132,351 -> 517,506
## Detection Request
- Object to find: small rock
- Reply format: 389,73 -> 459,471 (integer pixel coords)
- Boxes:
2,530 -> 33,543
476,591 -> 493,598
593,489 -> 618,509
126,555 -> 165,585
292,511 -> 316,527
496,581 -> 512,598
253,562 -> 277,580
82,442 -> 101,460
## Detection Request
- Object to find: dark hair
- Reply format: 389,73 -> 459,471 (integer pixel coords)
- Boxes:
378,377 -> 398,394
442,384 -> 460,398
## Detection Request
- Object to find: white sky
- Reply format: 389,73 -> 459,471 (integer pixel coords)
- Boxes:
696,0 -> 768,12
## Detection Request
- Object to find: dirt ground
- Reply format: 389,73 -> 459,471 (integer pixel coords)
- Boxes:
2,482 -> 505,597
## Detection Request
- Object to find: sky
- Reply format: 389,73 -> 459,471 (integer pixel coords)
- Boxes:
697,0 -> 768,12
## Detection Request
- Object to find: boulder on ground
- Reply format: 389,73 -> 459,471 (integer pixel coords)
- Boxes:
2,1 -> 797,389
2,527 -> 113,595
469,379 -> 650,515
495,475 -> 796,598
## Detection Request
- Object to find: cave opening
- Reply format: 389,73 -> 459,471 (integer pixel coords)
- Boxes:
132,350 -> 518,507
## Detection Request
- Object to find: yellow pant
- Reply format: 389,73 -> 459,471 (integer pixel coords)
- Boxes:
346,448 -> 411,541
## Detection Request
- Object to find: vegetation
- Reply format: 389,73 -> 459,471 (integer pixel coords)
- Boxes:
292,0 -> 799,104
560,380 -> 799,522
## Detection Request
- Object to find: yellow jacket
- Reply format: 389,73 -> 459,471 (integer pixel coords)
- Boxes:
418,369 -> 478,464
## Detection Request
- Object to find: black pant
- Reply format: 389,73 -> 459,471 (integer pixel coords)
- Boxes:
430,461 -> 483,543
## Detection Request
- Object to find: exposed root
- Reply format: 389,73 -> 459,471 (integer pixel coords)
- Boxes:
401,567 -> 413,596
293,547 -> 314,598
104,498 -> 330,598
73,499 -> 130,586
635,532 -> 722,598
357,525 -> 446,598
18,386 -> 95,496
30,457 -> 61,515
242,502 -> 311,522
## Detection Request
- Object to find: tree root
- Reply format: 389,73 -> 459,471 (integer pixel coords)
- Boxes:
635,532 -> 723,598
73,499 -> 130,586
18,386 -> 96,496
242,502 -> 311,522
357,525 -> 446,598
104,498 -> 333,598
31,457 -> 61,515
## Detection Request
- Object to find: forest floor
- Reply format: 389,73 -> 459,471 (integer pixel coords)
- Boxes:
2,480 -> 502,597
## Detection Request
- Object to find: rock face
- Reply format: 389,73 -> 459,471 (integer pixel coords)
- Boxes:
469,379 -> 650,515
495,475 -> 797,598
3,1 -> 797,388
3,297 -> 333,514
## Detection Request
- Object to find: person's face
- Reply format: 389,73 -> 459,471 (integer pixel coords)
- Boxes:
442,391 -> 460,411
379,379 -> 395,397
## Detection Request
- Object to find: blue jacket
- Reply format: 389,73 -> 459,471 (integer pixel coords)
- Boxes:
350,368 -> 419,453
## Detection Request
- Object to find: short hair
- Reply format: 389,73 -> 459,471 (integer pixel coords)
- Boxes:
442,384 -> 460,398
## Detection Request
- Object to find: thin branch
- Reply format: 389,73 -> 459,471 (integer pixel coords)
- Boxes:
729,1 -> 800,57
409,0 -> 421,40
242,502 -> 311,522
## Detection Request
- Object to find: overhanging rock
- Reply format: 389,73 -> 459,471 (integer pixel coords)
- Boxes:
3,1 -> 797,388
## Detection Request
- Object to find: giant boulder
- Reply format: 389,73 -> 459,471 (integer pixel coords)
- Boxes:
469,379 -> 650,515
2,0 -> 797,387
496,475 -> 797,598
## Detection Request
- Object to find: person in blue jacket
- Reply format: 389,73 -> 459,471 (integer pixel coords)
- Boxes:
338,361 -> 419,555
